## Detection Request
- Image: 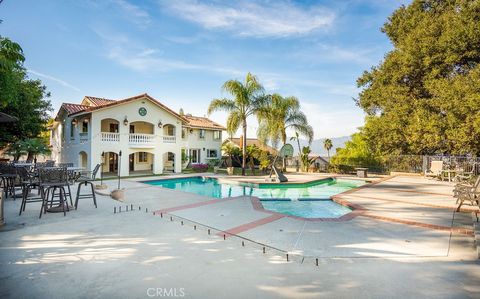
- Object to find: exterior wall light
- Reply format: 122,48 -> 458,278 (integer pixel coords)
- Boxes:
158,121 -> 163,128
123,117 -> 129,126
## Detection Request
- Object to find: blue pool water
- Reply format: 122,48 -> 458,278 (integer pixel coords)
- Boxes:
143,177 -> 365,218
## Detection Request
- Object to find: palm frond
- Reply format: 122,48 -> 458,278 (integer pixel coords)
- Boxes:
290,123 -> 314,144
226,112 -> 242,137
207,98 -> 237,115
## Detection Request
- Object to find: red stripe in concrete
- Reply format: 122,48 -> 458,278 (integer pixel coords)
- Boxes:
218,214 -> 285,238
361,213 -> 474,236
154,199 -> 225,214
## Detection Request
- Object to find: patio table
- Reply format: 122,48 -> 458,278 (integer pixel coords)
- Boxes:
441,169 -> 457,182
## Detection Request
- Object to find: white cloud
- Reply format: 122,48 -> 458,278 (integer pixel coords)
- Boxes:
112,0 -> 151,27
294,43 -> 378,65
93,27 -> 243,75
160,0 -> 335,37
27,70 -> 80,92
299,102 -> 364,138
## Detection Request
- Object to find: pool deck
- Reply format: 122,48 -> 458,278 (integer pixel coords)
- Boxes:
0,173 -> 479,298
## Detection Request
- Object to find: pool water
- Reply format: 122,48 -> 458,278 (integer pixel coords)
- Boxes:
143,177 -> 365,218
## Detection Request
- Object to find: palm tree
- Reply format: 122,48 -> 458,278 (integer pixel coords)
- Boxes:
208,73 -> 266,175
258,94 -> 313,147
323,138 -> 333,159
258,94 -> 313,170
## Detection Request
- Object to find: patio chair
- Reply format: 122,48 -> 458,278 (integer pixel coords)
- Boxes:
38,167 -> 70,218
453,163 -> 477,182
455,176 -> 480,212
57,162 -> 75,205
164,161 -> 174,172
0,162 -> 18,200
74,164 -> 100,209
17,166 -> 42,215
425,160 -> 443,179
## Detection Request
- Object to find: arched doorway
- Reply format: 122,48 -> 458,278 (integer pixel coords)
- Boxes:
163,152 -> 175,172
102,151 -> 119,175
129,151 -> 154,175
78,151 -> 88,169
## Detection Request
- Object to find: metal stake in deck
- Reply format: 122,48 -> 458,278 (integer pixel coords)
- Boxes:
263,247 -> 265,254
286,254 -> 289,262
316,258 -> 319,266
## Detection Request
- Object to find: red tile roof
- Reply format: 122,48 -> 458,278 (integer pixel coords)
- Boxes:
69,93 -> 187,122
184,115 -> 226,130
56,94 -> 225,130
61,103 -> 90,115
83,96 -> 115,106
224,138 -> 277,154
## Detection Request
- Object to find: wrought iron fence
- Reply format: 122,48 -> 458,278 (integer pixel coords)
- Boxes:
287,155 -> 480,175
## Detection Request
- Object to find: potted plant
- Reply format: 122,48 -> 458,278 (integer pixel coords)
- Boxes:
222,143 -> 238,175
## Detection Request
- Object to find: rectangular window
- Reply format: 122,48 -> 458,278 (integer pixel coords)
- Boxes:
207,149 -> 218,158
138,152 -> 148,163
167,126 -> 175,136
199,129 -> 205,139
70,121 -> 75,139
213,130 -> 221,140
82,121 -> 88,133
181,128 -> 187,139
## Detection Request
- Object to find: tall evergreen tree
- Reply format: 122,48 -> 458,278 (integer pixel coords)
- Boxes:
356,0 -> 480,155
0,36 -> 52,147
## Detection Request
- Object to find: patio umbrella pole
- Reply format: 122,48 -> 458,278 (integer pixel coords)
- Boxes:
118,151 -> 122,190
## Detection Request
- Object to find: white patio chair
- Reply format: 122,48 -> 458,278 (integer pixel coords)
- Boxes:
425,160 -> 443,179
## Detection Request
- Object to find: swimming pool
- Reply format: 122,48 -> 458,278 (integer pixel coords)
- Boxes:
143,177 -> 365,218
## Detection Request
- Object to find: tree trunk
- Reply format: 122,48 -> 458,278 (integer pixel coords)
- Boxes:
281,131 -> 287,172
242,122 -> 247,176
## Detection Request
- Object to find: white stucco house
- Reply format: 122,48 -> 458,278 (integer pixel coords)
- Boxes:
50,93 -> 226,176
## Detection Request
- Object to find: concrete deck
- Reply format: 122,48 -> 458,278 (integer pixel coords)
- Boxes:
0,174 -> 479,298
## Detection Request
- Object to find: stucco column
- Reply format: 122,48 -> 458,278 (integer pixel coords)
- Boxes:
119,151 -> 129,177
153,152 -> 162,174
174,148 -> 182,173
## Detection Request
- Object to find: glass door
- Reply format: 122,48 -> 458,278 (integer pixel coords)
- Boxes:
189,149 -> 200,163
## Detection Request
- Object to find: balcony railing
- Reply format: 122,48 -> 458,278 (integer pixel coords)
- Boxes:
163,136 -> 176,143
129,133 -> 155,147
101,132 -> 120,142
79,132 -> 89,143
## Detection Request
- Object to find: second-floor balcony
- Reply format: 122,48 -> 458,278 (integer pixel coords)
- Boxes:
101,132 -> 120,142
129,133 -> 155,148
163,136 -> 176,143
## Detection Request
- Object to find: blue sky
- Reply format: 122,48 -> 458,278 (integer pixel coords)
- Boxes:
1,0 -> 409,139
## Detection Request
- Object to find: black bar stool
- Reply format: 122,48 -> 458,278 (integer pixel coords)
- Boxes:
75,164 -> 101,209
17,166 -> 42,215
